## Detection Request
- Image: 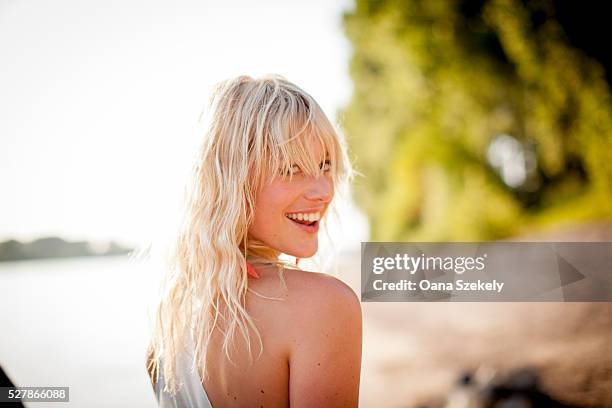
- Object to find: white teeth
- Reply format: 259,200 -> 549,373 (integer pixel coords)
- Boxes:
286,212 -> 321,222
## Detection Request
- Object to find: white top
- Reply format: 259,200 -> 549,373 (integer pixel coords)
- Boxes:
153,333 -> 213,408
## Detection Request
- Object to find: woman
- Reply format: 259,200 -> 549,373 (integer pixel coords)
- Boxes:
146,74 -> 362,407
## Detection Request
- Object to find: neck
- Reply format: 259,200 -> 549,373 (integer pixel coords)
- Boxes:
244,237 -> 281,264
247,252 -> 280,265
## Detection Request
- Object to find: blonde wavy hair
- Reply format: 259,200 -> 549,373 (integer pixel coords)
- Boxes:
146,74 -> 353,393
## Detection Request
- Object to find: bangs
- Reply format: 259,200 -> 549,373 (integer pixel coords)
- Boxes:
259,95 -> 347,186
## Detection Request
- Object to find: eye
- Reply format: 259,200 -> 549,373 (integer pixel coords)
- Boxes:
320,160 -> 331,172
283,164 -> 301,176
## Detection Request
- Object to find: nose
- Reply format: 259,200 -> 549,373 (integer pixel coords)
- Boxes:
304,174 -> 333,203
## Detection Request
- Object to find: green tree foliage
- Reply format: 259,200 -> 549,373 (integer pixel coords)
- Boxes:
341,0 -> 612,240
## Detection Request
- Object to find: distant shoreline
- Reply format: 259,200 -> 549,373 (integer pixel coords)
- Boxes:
0,236 -> 133,263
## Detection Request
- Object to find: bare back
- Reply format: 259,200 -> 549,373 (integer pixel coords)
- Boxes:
201,265 -> 362,407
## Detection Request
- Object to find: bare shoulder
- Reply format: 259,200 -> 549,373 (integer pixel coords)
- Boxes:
247,266 -> 362,352
280,268 -> 362,340
282,269 -> 361,314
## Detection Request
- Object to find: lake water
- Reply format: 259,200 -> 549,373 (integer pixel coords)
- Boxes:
0,255 -> 160,407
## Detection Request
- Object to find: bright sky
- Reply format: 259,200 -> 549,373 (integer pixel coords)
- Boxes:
0,0 -> 368,249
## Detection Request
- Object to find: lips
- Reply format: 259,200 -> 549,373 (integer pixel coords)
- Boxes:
290,217 -> 316,226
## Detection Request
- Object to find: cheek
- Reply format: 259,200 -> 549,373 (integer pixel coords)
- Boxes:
249,185 -> 294,234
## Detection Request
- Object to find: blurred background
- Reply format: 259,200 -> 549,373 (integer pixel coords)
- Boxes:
1,0 -> 611,407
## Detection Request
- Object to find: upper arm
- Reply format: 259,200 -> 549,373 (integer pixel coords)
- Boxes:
287,275 -> 363,407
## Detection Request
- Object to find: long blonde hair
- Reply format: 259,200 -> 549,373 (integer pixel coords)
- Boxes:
147,74 -> 353,393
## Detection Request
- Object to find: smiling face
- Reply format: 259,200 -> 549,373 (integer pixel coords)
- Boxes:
248,141 -> 334,259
